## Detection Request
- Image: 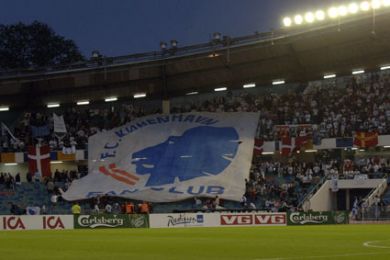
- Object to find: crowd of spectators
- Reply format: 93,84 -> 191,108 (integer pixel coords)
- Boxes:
171,70 -> 390,141
0,72 -> 389,153
242,158 -> 323,212
0,71 -> 389,152
343,156 -> 390,179
242,154 -> 390,212
0,172 -> 21,191
1,104 -> 158,152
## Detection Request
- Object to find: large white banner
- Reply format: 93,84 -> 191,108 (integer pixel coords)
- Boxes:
63,113 -> 259,202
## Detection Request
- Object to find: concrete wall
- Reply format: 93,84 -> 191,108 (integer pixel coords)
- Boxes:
304,181 -> 333,212
306,179 -> 386,211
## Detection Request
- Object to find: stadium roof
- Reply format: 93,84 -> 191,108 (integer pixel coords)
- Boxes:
1,9 -> 390,109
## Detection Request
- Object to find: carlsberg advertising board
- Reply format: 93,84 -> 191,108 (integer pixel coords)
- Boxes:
74,214 -> 149,229
287,211 -> 348,226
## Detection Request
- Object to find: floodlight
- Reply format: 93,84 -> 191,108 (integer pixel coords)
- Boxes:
0,106 -> 9,112
186,92 -> 199,96
348,3 -> 360,13
214,87 -> 227,92
352,69 -> 365,75
315,10 -> 326,20
283,17 -> 292,27
105,97 -> 117,102
272,80 -> 285,85
305,12 -> 315,23
360,1 -> 371,11
160,42 -> 167,50
213,32 -> 222,41
328,7 -> 339,18
50,161 -> 64,164
294,15 -> 303,25
134,93 -> 147,99
371,0 -> 382,9
384,0 -> 390,7
77,100 -> 89,106
380,65 -> 390,70
170,40 -> 178,48
324,74 -> 336,79
91,50 -> 100,58
47,103 -> 60,108
243,83 -> 256,89
338,5 -> 348,16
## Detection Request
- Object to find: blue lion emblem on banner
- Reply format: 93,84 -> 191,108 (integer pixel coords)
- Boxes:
132,126 -> 239,186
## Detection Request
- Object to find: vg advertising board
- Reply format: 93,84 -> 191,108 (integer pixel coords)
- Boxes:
74,214 -> 149,229
220,213 -> 287,226
287,211 -> 349,225
150,213 -> 287,228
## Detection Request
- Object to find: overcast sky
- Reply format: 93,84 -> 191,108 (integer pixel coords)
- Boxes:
0,0 -> 335,57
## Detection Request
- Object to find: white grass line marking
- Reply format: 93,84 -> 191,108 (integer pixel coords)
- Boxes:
363,240 -> 390,249
255,251 -> 390,260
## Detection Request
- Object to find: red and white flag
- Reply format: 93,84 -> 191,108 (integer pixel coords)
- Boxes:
253,138 -> 264,156
281,137 -> 296,157
28,145 -> 51,178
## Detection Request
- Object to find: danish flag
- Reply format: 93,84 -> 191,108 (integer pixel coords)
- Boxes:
253,138 -> 264,156
28,145 -> 51,177
280,137 -> 296,157
99,164 -> 140,186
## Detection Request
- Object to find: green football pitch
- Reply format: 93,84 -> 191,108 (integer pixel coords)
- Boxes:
1,225 -> 390,260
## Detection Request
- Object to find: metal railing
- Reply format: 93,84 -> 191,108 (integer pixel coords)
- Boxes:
299,176 -> 327,211
352,205 -> 390,221
363,178 -> 388,207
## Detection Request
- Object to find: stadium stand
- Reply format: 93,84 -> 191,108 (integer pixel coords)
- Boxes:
1,8 -> 390,219
0,69 -> 389,215
1,69 -> 389,152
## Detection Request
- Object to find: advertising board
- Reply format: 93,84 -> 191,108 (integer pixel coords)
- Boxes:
149,213 -> 219,228
129,214 -> 149,228
150,213 -> 287,228
0,215 -> 73,230
287,211 -> 349,225
220,213 -> 287,226
74,214 -> 130,229
74,214 -> 149,229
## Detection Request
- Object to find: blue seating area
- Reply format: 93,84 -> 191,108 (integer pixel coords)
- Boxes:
0,183 -> 69,215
